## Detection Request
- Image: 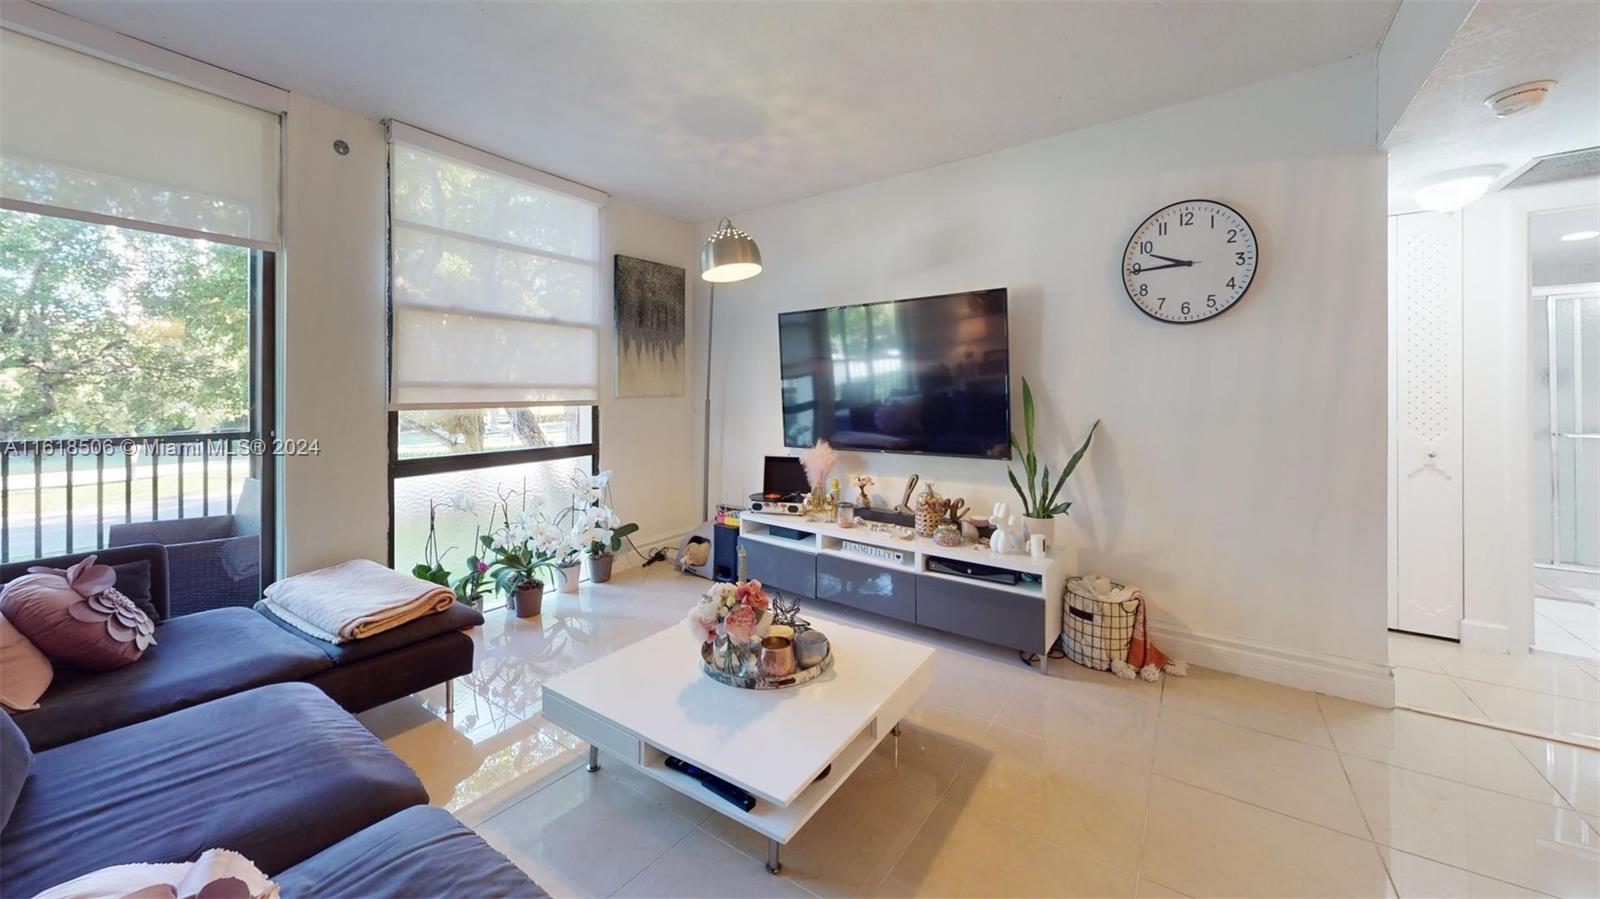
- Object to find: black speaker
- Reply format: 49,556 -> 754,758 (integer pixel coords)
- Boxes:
712,523 -> 740,582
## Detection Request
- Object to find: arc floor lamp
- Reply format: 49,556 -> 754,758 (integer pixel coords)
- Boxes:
700,218 -> 762,519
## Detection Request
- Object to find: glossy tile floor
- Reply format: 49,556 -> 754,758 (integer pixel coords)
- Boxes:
1391,627 -> 1600,749
1533,597 -> 1600,661
360,565 -> 1600,898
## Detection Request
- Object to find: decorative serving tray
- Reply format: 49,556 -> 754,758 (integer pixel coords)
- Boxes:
699,642 -> 834,690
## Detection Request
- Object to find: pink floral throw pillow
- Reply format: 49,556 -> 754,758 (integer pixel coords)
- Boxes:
0,555 -> 156,672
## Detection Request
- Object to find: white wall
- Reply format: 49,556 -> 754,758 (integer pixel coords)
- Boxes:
701,55 -> 1393,703
278,93 -> 390,575
598,203 -> 705,564
276,97 -> 702,576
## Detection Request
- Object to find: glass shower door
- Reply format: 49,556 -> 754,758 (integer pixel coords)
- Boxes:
1538,290 -> 1600,571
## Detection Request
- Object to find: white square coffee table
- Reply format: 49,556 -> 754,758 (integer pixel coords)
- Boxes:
541,618 -> 935,873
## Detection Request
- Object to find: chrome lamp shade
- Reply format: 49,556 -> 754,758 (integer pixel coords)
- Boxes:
700,218 -> 763,283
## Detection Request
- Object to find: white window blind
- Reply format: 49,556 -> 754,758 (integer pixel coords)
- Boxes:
0,28 -> 280,249
387,122 -> 606,409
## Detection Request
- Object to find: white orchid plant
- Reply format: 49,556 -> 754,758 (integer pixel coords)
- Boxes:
479,470 -> 636,594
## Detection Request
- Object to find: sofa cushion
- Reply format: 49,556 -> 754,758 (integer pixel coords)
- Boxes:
0,611 -> 53,712
110,559 -> 158,621
10,607 -> 331,750
274,805 -> 546,899
257,599 -> 483,666
2,544 -> 171,622
0,683 -> 427,899
0,711 -> 29,832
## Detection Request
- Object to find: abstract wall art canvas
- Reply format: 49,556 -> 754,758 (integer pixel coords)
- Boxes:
613,254 -> 687,398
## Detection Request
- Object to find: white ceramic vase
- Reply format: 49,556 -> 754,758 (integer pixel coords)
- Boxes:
557,562 -> 582,593
1022,515 -> 1056,548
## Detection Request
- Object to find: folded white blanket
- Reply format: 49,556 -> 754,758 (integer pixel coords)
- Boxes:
262,559 -> 453,644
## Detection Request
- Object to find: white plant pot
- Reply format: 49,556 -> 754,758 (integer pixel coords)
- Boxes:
1022,515 -> 1056,547
557,562 -> 582,594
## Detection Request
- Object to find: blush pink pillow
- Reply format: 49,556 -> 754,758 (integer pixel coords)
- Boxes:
0,556 -> 156,672
0,612 -> 52,711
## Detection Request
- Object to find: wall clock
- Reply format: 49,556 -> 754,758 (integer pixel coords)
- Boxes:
1122,199 -> 1258,324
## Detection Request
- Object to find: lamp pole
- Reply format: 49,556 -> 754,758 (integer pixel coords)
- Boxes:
701,282 -> 716,520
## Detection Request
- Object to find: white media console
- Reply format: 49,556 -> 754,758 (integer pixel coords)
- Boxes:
737,510 -> 1068,672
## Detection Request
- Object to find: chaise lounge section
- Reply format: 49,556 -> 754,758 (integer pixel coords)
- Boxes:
1,543 -> 482,750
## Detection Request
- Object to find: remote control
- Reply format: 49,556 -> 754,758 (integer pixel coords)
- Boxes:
664,756 -> 757,811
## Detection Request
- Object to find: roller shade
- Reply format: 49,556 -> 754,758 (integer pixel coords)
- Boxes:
387,122 -> 604,409
0,28 -> 279,249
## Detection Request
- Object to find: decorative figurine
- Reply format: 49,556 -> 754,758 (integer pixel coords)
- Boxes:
895,474 -> 921,515
854,475 -> 875,508
914,483 -> 943,537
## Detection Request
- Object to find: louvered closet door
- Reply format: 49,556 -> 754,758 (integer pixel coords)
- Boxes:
1394,212 -> 1464,638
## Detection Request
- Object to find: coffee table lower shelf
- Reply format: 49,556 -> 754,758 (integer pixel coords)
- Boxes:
560,715 -> 896,874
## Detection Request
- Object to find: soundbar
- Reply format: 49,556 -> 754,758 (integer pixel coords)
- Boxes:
664,755 -> 757,811
925,556 -> 1023,586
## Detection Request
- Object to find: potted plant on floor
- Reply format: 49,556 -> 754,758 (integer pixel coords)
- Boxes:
483,507 -> 569,619
585,518 -> 639,584
1008,377 -> 1099,546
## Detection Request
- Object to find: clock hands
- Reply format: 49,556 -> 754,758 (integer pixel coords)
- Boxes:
1129,252 -> 1197,274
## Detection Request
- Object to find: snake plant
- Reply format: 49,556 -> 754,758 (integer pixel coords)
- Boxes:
1008,378 -> 1099,518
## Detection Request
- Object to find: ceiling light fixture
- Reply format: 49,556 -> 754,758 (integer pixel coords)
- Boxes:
1560,230 -> 1600,241
1484,80 -> 1557,118
1411,165 -> 1504,212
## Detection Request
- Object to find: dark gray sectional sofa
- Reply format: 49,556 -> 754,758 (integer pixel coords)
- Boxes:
1,683 -> 542,898
1,544 -> 481,750
0,545 -> 544,897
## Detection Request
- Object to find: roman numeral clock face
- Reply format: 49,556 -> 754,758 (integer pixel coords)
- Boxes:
1122,200 -> 1258,324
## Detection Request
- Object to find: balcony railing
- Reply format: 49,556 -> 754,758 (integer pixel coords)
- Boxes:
0,432 -> 254,563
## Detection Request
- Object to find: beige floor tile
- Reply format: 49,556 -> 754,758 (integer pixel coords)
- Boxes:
944,723 -> 1149,871
476,765 -> 702,898
1393,668 -> 1484,718
904,647 -> 1022,740
1456,680 -> 1600,749
1152,706 -> 1370,837
1134,877 -> 1191,898
1506,733 -> 1600,816
1388,634 -> 1448,673
613,828 -> 815,898
1319,697 -> 1566,805
1140,775 -> 1393,898
701,766 -> 938,898
876,798 -> 1136,898
1429,645 -> 1600,702
991,661 -> 1163,766
1159,665 -> 1334,747
1381,849 -> 1553,898
1343,756 -> 1600,898
858,721 -> 980,797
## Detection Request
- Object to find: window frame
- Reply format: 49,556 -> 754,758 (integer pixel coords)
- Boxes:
382,123 -> 604,568
385,407 -> 600,567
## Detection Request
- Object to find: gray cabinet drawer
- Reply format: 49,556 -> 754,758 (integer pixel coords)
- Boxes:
915,574 -> 1045,652
817,554 -> 916,623
742,539 -> 816,598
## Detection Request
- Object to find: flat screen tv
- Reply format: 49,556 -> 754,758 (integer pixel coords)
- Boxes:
778,288 -> 1010,459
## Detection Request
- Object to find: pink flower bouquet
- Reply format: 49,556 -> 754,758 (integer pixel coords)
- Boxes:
687,580 -> 775,675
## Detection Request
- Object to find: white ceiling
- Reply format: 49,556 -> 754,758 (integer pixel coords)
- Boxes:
1386,0 -> 1600,213
41,0 -> 1399,223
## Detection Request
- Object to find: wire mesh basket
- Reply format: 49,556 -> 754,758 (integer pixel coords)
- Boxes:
1062,576 -> 1140,671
